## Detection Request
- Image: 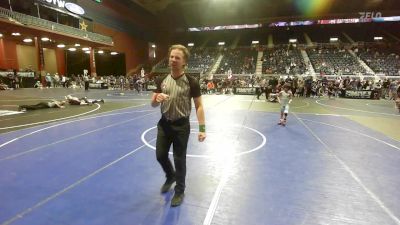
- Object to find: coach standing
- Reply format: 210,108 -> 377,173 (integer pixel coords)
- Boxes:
151,44 -> 206,207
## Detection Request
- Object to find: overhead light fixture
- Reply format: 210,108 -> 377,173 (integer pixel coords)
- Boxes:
151,44 -> 156,48
82,47 -> 90,51
68,48 -> 77,51
218,42 -> 225,46
12,32 -> 21,36
374,36 -> 383,40
110,51 -> 118,55
252,40 -> 259,44
57,44 -> 65,48
188,43 -> 194,47
74,43 -> 80,47
0,33 -> 3,38
65,2 -> 85,15
98,50 -> 104,54
23,38 -> 33,43
41,37 -> 50,41
85,50 -> 91,54
330,37 -> 338,42
289,39 -> 297,43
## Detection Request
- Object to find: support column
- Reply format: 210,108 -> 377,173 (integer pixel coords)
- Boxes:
34,37 -> 45,83
90,48 -> 97,77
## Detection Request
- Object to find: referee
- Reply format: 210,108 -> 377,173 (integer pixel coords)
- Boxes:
151,44 -> 206,207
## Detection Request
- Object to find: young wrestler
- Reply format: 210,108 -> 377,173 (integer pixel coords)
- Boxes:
277,84 -> 293,126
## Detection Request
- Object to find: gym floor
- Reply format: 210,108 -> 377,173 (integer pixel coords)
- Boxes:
0,88 -> 399,225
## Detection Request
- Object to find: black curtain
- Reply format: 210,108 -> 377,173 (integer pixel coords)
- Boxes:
66,51 -> 90,76
95,53 -> 126,77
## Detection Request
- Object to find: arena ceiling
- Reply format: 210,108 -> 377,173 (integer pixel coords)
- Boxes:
130,0 -> 400,28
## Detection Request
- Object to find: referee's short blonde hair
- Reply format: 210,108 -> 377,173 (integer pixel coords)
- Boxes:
168,44 -> 190,62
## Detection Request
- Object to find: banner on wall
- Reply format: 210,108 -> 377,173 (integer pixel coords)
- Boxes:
38,40 -> 45,69
234,87 -> 256,95
344,90 -> 373,99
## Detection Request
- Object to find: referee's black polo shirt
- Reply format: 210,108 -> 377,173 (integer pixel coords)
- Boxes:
155,74 -> 201,121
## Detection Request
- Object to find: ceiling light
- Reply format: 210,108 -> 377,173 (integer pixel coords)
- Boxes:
252,40 -> 259,44
23,38 -> 33,43
41,37 -> 50,41
330,37 -> 338,42
188,43 -> 194,47
110,51 -> 118,55
289,39 -> 297,43
374,36 -> 383,40
98,50 -> 104,54
57,44 -> 65,48
85,50 -> 90,54
82,47 -> 90,51
0,33 -> 3,37
151,44 -> 156,48
65,2 -> 85,15
12,32 -> 21,36
218,42 -> 225,46
68,48 -> 77,51
74,43 -> 80,47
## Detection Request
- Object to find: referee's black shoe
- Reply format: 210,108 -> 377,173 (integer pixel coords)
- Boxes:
171,193 -> 184,207
160,177 -> 176,193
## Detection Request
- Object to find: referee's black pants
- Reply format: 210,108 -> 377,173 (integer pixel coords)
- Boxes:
156,117 -> 190,194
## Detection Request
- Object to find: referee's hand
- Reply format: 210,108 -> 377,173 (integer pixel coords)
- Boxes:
198,132 -> 206,142
156,93 -> 169,103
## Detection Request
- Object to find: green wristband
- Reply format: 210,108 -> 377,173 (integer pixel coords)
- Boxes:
199,124 -> 206,132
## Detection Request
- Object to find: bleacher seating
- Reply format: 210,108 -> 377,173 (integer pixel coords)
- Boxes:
216,48 -> 257,74
307,46 -> 366,75
355,46 -> 400,76
153,47 -> 218,73
262,46 -> 307,75
152,35 -> 400,78
187,48 -> 218,73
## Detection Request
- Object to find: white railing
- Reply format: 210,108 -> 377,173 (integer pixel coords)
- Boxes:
0,7 -> 113,46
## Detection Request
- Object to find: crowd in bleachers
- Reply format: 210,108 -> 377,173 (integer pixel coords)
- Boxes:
262,46 -> 308,75
216,48 -> 257,74
187,48 -> 218,73
151,44 -> 400,78
307,46 -> 367,76
354,46 -> 400,76
154,47 -> 218,73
